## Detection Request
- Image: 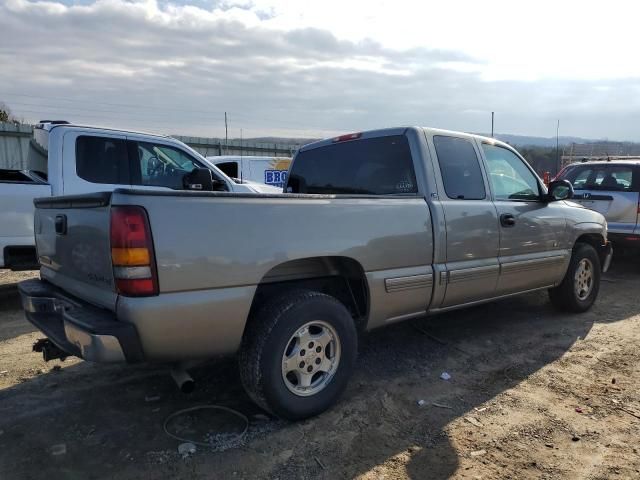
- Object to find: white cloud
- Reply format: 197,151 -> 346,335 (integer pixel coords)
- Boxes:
1,0 -> 640,140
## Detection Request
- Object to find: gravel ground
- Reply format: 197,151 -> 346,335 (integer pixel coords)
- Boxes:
0,257 -> 639,480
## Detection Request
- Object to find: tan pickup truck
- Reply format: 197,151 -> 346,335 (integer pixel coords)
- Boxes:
20,127 -> 611,419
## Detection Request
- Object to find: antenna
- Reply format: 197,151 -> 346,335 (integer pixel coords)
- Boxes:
224,112 -> 228,155
556,119 -> 560,174
491,112 -> 494,138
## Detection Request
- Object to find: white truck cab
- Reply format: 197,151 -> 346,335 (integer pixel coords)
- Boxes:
0,121 -> 278,269
206,155 -> 292,188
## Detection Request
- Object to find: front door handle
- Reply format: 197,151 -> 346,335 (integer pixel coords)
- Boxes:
500,213 -> 516,227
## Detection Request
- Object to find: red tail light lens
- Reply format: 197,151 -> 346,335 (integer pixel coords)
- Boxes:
110,206 -> 158,296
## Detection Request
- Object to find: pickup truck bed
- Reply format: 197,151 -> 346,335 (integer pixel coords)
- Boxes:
30,189 -> 432,360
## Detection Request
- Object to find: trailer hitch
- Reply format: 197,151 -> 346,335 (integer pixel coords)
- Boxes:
33,338 -> 69,362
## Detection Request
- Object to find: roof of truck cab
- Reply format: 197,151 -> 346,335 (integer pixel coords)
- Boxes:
298,126 -> 512,152
42,123 -> 172,140
566,160 -> 640,167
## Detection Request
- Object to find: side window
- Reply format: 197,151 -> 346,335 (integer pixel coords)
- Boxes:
563,165 -> 637,192
287,135 -> 417,195
482,144 -> 540,201
76,136 -> 129,184
433,136 -> 485,200
216,161 -> 239,178
131,142 -> 203,189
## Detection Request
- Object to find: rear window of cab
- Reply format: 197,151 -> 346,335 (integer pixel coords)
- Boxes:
286,135 -> 417,195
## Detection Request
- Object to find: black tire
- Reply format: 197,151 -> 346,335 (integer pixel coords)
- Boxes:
549,243 -> 601,312
238,290 -> 358,420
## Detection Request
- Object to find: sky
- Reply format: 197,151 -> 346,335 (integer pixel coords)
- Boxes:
2,0 -> 640,140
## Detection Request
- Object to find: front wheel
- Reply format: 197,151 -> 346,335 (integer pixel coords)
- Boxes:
239,290 -> 358,420
549,243 -> 601,312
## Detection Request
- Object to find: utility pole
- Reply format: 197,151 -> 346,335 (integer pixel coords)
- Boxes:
240,128 -> 243,159
556,119 -> 560,174
491,112 -> 494,138
224,112 -> 228,155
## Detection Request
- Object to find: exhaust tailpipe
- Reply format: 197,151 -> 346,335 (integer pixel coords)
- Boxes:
171,366 -> 195,393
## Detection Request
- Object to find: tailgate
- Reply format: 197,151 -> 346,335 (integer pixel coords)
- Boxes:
34,192 -> 117,311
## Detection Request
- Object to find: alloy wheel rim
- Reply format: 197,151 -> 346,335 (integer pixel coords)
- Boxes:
574,258 -> 594,301
281,321 -> 341,397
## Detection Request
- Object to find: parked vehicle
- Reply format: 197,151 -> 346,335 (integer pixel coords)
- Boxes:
0,170 -> 50,269
0,121 -> 278,270
556,160 -> 640,247
19,127 -> 612,420
206,155 -> 292,188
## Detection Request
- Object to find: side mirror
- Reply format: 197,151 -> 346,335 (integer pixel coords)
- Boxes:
183,168 -> 214,191
546,179 -> 574,202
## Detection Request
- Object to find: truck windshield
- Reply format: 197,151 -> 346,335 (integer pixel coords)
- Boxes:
286,135 -> 417,195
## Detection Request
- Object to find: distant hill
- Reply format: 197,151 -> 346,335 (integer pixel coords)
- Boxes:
477,133 -> 593,147
235,133 -> 640,149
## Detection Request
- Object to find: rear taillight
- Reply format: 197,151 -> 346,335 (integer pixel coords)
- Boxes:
110,206 -> 158,296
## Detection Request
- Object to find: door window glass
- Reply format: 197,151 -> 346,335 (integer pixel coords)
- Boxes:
563,165 -> 637,192
132,142 -> 203,189
216,161 -> 239,178
482,144 -> 540,200
76,136 -> 129,184
433,136 -> 486,200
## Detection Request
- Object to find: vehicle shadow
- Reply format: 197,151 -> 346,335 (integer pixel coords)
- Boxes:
0,290 -> 37,341
0,256 -> 638,480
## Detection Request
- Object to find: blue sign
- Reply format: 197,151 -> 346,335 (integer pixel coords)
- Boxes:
264,170 -> 288,187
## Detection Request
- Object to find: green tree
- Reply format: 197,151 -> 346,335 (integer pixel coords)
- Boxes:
0,102 -> 18,124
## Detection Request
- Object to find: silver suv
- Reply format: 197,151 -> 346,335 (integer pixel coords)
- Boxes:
558,161 -> 640,247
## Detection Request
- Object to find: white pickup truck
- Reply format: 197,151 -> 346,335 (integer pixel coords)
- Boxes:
0,121 -> 279,270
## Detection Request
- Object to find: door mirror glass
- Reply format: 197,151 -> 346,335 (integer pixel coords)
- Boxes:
547,179 -> 574,201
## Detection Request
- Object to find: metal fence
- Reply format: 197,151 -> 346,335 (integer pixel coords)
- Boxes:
0,123 -> 33,170
0,123 -> 303,170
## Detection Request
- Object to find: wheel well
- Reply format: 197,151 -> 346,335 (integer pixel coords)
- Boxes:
248,256 -> 369,331
575,233 -> 607,265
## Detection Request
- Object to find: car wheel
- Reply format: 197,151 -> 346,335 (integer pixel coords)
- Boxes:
549,243 -> 601,313
239,290 -> 358,420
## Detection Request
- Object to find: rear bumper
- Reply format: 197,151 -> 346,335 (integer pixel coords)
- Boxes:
18,279 -> 144,363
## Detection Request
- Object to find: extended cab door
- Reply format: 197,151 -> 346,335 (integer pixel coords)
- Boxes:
427,134 -> 500,307
478,142 -> 567,295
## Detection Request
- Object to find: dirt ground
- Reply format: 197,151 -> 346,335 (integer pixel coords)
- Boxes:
1,257 -> 639,480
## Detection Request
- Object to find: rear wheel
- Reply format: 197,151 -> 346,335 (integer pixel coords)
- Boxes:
549,243 -> 601,312
239,290 -> 357,420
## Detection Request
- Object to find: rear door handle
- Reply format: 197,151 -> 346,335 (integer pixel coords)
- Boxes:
500,213 -> 516,227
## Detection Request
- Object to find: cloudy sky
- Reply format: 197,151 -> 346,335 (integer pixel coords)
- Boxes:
2,0 -> 640,140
